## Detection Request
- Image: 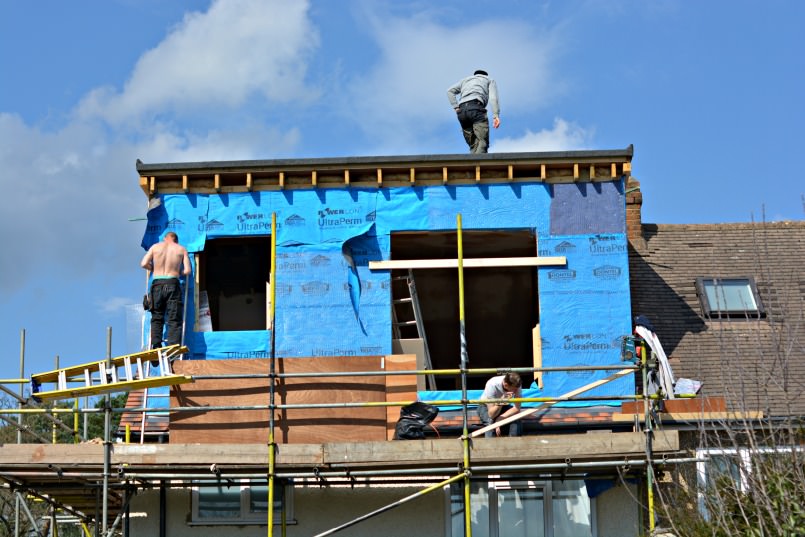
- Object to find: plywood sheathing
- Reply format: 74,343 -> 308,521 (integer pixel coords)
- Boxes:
169,355 -> 418,444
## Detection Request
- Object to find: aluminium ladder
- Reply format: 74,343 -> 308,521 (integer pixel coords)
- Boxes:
30,345 -> 193,402
391,269 -> 436,390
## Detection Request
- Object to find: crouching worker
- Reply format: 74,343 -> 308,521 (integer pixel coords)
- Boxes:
478,372 -> 523,437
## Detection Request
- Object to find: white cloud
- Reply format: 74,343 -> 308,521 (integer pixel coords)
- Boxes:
77,0 -> 319,125
493,118 -> 593,152
97,296 -> 138,315
0,0 -> 319,297
344,7 -> 564,149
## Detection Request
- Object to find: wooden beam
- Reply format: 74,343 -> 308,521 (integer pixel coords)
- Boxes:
139,176 -> 149,195
590,165 -> 595,179
311,170 -> 317,187
540,164 -> 546,180
214,174 -> 220,192
149,176 -> 156,194
508,165 -> 514,181
623,162 -> 632,174
246,172 -> 252,191
573,163 -> 579,180
409,167 -> 415,184
279,171 -> 285,189
377,168 -> 383,187
611,163 -> 617,178
369,256 -> 566,270
476,166 -> 481,183
344,169 -> 350,187
470,369 -> 634,438
532,325 -> 543,389
611,411 -> 764,423
182,174 -> 189,193
442,166 -> 448,184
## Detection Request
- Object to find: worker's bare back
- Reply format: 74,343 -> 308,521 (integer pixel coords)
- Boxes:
141,233 -> 191,278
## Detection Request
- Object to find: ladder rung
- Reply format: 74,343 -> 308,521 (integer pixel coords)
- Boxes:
395,320 -> 418,326
393,298 -> 413,304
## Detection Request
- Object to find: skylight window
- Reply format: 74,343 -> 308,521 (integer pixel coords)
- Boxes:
696,277 -> 764,319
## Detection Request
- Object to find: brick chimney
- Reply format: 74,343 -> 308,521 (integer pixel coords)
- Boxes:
625,176 -> 644,248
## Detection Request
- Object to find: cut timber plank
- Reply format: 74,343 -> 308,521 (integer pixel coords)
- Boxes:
369,256 -> 566,270
611,411 -> 764,423
170,357 -> 391,444
384,354 -> 418,440
470,369 -> 633,438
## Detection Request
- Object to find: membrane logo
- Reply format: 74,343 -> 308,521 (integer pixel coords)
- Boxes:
554,241 -> 577,254
197,216 -> 224,232
360,346 -> 383,354
277,259 -> 305,271
593,265 -> 622,280
310,255 -> 331,267
562,334 -> 612,352
301,281 -> 330,296
547,269 -> 577,282
146,222 -> 164,234
166,218 -> 185,229
365,210 -> 377,222
380,280 -> 390,290
285,214 -> 306,227
276,284 -> 293,296
237,212 -> 270,232
317,207 -> 364,227
589,236 -> 626,255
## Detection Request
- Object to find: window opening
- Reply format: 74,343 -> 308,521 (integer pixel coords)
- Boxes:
391,230 -> 539,390
198,237 -> 272,331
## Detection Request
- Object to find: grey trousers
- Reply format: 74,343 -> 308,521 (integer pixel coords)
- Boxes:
477,404 -> 522,438
457,101 -> 490,153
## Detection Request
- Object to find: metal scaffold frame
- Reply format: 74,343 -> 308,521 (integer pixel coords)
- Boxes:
0,212 -> 675,537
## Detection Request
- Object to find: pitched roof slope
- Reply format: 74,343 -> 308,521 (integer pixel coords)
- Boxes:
629,221 -> 805,417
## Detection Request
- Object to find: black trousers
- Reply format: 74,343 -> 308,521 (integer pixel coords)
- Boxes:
149,278 -> 183,348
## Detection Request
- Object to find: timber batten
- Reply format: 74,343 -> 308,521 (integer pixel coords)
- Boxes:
136,146 -> 633,195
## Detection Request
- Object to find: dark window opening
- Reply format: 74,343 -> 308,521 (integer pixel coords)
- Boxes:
199,237 -> 271,331
391,230 -> 539,390
695,277 -> 764,320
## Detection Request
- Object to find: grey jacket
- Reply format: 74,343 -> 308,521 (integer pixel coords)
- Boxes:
447,74 -> 500,118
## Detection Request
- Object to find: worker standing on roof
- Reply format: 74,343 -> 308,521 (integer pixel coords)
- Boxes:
478,372 -> 522,437
141,231 -> 191,349
447,69 -> 500,154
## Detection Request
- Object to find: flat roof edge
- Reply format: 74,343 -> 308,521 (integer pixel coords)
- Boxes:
136,145 -> 634,174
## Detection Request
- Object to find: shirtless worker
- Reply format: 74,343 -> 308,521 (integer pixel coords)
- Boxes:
140,232 -> 191,349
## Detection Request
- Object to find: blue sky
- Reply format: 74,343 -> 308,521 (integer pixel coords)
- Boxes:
1,0 -> 803,380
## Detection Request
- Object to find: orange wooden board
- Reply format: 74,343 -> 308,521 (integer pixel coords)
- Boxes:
169,356 -> 416,444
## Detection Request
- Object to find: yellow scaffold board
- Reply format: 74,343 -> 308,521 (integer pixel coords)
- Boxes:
30,345 -> 192,402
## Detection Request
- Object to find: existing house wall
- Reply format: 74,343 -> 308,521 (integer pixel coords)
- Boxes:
128,484 -> 446,537
127,480 -> 639,536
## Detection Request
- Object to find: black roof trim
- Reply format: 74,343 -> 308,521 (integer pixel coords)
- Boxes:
136,145 -> 634,173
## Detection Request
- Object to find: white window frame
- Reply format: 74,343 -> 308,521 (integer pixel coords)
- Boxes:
695,446 -> 803,517
444,478 -> 596,537
190,479 -> 294,526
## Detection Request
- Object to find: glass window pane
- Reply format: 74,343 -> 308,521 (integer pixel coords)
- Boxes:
198,485 -> 241,519
450,482 -> 490,537
498,488 -> 545,537
248,483 -> 283,514
704,280 -> 757,312
552,480 -> 592,537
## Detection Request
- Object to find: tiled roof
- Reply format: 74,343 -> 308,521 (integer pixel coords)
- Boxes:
629,221 -> 805,417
